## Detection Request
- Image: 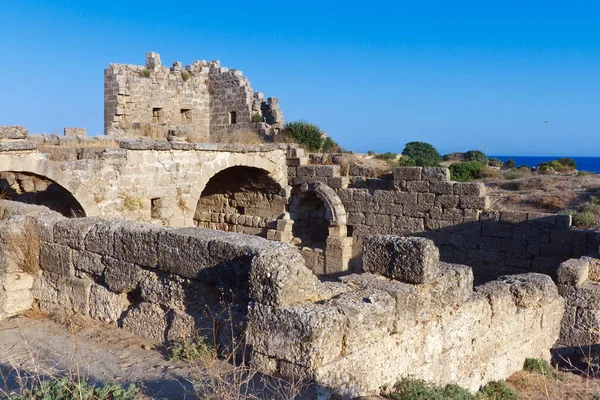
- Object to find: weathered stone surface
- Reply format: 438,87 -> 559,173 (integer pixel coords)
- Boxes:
363,236 -> 440,284
393,167 -> 422,181
89,284 -> 127,323
557,258 -> 589,286
498,273 -> 560,307
39,243 -> 73,276
0,140 -> 37,152
112,222 -> 160,268
421,167 -> 450,182
121,302 -> 167,341
102,256 -> 142,293
54,218 -> 101,250
0,126 -> 28,139
249,247 -> 318,307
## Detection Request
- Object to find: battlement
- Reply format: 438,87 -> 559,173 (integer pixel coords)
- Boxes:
104,52 -> 284,142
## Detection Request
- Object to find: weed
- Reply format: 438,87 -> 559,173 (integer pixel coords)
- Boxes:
8,377 -> 139,400
523,358 -> 554,377
119,193 -> 144,211
389,378 -> 474,400
579,201 -> 600,214
181,70 -> 192,82
251,113 -> 263,123
4,219 -> 40,274
168,334 -> 216,363
477,380 -> 517,400
176,188 -> 190,212
140,68 -> 151,78
534,195 -> 567,210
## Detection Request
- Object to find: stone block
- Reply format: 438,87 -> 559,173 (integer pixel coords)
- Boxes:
72,250 -> 104,276
121,302 -> 168,342
498,273 -> 561,308
453,182 -> 486,196
246,302 -> 346,368
363,235 -> 440,284
435,195 -> 459,208
249,247 -> 318,307
64,127 -> 86,137
0,126 -> 28,139
499,211 -> 528,224
459,196 -> 488,210
102,256 -> 142,293
406,181 -> 430,193
393,167 -> 422,181
557,258 -> 589,287
89,284 -> 127,323
53,218 -> 101,250
421,167 -> 450,182
0,141 -> 37,152
429,181 -> 454,194
113,223 -> 160,268
39,243 -> 73,276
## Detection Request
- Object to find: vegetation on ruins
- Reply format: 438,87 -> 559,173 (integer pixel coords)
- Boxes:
537,158 -> 577,174
180,70 -> 192,82
449,161 -> 486,182
464,150 -> 488,164
168,334 -> 215,362
401,141 -> 442,167
280,120 -> 324,151
487,158 -> 503,168
5,377 -> 139,400
251,113 -> 263,123
387,378 -> 517,400
140,68 -> 151,78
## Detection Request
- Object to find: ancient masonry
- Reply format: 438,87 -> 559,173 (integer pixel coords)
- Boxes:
0,201 -> 563,397
0,52 -> 599,396
104,52 -> 284,141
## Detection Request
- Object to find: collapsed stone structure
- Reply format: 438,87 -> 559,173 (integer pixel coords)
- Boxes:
0,200 -> 564,397
104,52 -> 284,141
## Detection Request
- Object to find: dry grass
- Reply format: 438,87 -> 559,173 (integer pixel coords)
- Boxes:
137,124 -> 165,140
533,195 -> 571,211
119,193 -> 144,211
507,369 -> 600,399
3,219 -> 40,275
338,154 -> 392,178
176,188 -> 190,212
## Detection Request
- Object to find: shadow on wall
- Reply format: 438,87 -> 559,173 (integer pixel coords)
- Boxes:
349,212 -> 599,285
0,172 -> 85,218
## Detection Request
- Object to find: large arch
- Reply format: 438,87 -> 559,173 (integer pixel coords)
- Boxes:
187,153 -> 289,221
193,163 -> 288,237
0,154 -> 101,217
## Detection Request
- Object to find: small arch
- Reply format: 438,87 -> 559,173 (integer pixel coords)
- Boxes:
0,171 -> 86,217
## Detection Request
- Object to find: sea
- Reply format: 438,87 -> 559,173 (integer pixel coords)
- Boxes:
490,156 -> 600,174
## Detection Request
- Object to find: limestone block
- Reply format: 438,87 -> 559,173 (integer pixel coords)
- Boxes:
393,167 -> 422,181
406,181 -> 430,193
459,196 -> 489,210
0,126 -> 28,139
64,127 -> 86,137
246,302 -> 346,368
40,243 -> 73,276
72,250 -> 104,276
121,302 -> 167,342
435,195 -> 460,208
421,167 -> 450,182
84,220 -> 130,257
102,256 -> 142,293
557,258 -> 589,287
249,247 -> 318,307
53,218 -> 101,250
0,141 -> 37,152
89,284 -> 127,323
453,182 -> 486,196
165,309 -> 198,341
498,273 -> 561,308
499,211 -> 528,224
330,288 -> 395,354
363,236 -> 440,284
113,222 -> 160,268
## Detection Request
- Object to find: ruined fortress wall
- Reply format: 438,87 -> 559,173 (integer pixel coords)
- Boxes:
288,163 -> 598,282
105,53 -> 283,141
0,201 -> 564,397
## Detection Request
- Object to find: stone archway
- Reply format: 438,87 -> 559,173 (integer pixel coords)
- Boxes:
194,165 -> 287,237
279,182 -> 352,275
0,154 -> 100,217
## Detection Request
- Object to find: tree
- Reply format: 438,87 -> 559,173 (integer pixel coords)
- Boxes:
401,142 -> 441,167
281,120 -> 324,152
464,150 -> 487,164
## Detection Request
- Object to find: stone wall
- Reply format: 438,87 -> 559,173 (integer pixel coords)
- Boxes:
284,160 -> 599,282
556,253 -> 600,351
0,201 -> 565,397
104,52 -> 283,141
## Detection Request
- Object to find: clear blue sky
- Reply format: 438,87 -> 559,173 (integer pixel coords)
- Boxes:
1,1 -> 599,156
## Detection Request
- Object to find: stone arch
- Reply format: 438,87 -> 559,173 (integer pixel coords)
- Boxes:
0,154 -> 101,217
192,156 -> 289,236
284,182 -> 352,276
187,153 -> 290,220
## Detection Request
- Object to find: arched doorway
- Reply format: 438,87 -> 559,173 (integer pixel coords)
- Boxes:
0,171 -> 86,217
194,166 -> 287,237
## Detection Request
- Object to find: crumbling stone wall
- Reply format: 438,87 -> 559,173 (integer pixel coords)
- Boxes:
104,52 -> 283,141
556,253 -> 600,350
0,201 -> 565,397
284,154 -> 599,281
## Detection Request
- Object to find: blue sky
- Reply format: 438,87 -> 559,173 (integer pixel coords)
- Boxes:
1,1 -> 599,156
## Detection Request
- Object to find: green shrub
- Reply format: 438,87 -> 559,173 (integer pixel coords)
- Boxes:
398,156 -> 417,167
13,377 -> 139,400
168,334 -> 215,362
464,150 -> 487,164
402,142 -> 441,167
251,113 -> 263,123
449,161 -> 485,182
141,68 -> 151,78
503,159 -> 516,169
538,158 -> 577,174
322,137 -> 342,153
389,378 -> 475,400
579,201 -> 600,214
557,157 -> 576,169
478,381 -> 517,400
487,158 -> 503,168
560,209 -> 596,227
504,171 -> 523,180
281,120 -> 324,152
181,70 -> 192,81
367,150 -> 375,156
577,171 -> 594,176
375,152 -> 397,161
523,358 -> 553,376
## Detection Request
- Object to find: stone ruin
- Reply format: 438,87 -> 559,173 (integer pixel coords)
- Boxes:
104,52 -> 284,141
1,52 -> 600,397
0,200 -> 564,398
